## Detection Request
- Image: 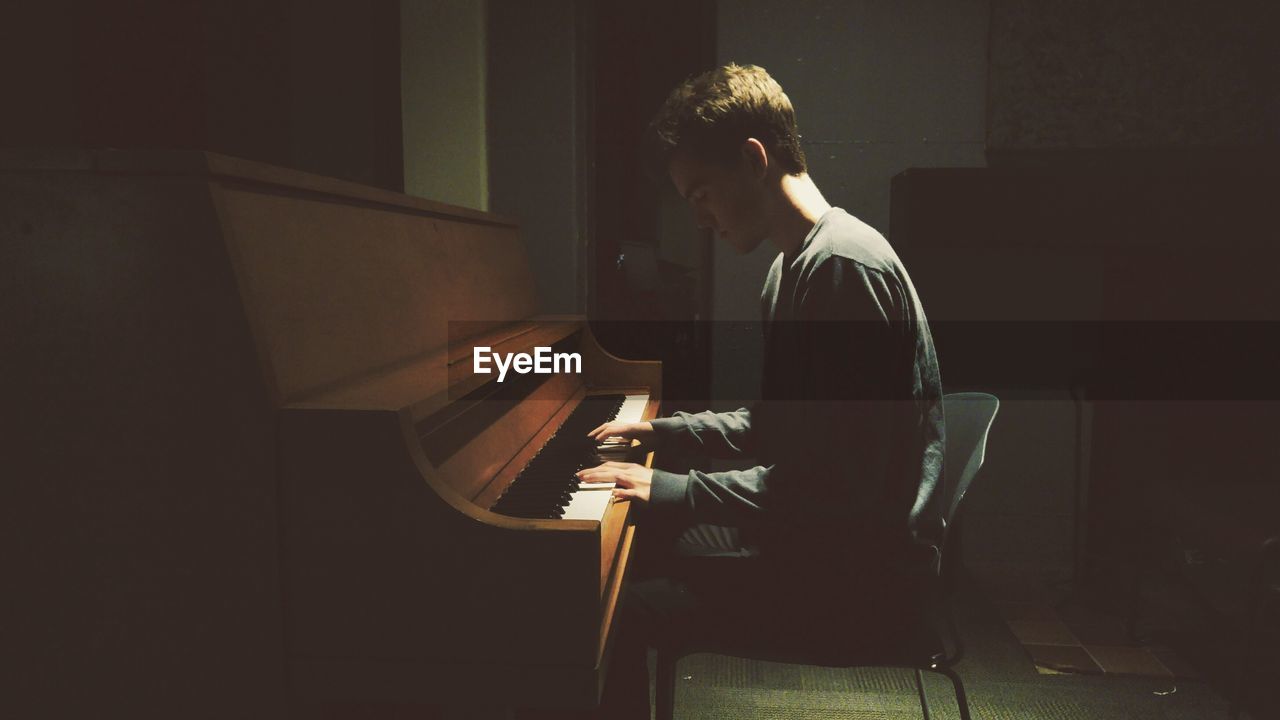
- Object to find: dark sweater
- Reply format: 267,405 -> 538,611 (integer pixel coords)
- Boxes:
648,208 -> 944,571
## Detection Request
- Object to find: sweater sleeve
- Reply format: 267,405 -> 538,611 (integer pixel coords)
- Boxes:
644,409 -> 770,526
646,259 -> 905,530
648,465 -> 770,527
648,408 -> 755,459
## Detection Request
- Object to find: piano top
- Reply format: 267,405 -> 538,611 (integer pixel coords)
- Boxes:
7,148 -> 538,408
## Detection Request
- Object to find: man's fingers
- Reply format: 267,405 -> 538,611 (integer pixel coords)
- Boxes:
611,486 -> 650,503
576,464 -> 605,477
577,462 -> 623,475
587,422 -> 639,441
578,470 -> 634,487
578,462 -> 634,475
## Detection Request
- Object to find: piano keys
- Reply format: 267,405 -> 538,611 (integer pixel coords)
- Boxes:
492,393 -> 648,520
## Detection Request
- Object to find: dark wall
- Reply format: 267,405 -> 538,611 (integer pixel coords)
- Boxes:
988,0 -> 1279,154
1,0 -> 402,191
1,3 -> 402,717
283,0 -> 402,190
487,0 -> 588,314
589,0 -> 716,321
588,0 -> 716,407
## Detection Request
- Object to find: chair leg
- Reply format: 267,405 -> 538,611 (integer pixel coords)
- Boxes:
655,649 -> 677,720
936,666 -> 973,720
913,668 -> 931,720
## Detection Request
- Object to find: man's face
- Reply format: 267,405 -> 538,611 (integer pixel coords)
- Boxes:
668,149 -> 767,254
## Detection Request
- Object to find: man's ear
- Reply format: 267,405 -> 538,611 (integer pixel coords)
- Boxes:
740,138 -> 769,179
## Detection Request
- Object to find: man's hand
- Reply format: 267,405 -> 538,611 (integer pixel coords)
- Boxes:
587,420 -> 655,444
576,461 -> 654,503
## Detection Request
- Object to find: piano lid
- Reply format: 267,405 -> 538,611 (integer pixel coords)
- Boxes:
0,148 -> 540,407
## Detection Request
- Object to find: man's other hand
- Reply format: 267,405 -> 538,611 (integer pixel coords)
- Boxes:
576,461 -> 654,503
587,420 -> 655,444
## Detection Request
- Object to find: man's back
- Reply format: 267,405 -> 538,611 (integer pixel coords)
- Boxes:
753,207 -> 945,569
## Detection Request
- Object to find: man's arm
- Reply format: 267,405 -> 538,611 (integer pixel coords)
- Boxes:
588,408 -> 755,459
586,257 -> 910,528
648,463 -> 769,526
648,408 -> 754,458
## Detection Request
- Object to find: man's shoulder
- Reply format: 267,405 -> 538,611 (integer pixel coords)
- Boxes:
798,208 -> 901,279
761,251 -> 786,303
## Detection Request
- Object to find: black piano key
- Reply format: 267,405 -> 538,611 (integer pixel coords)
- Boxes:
506,487 -> 571,508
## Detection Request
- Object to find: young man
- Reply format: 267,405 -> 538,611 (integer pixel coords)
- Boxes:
577,63 -> 944,718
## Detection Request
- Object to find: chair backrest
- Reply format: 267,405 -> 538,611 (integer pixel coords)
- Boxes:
941,392 -> 1000,541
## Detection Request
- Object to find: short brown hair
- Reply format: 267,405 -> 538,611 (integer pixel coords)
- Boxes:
645,63 -> 807,179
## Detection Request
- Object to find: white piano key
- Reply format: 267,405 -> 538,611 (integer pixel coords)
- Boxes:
614,394 -> 649,424
561,487 -> 616,520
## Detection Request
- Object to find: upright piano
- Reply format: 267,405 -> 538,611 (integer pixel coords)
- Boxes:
2,149 -> 659,715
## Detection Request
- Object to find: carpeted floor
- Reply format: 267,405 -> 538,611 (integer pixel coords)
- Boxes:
665,666 -> 1226,719
652,570 -> 1245,719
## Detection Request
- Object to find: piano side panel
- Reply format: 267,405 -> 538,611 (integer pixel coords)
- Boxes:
211,180 -> 538,405
291,519 -> 634,709
279,409 -> 605,673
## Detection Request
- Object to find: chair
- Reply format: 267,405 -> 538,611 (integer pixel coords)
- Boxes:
653,392 -> 999,720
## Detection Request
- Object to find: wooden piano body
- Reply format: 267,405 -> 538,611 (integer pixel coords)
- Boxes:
2,149 -> 659,714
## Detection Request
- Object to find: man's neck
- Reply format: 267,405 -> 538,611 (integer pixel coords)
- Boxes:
769,173 -> 831,258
